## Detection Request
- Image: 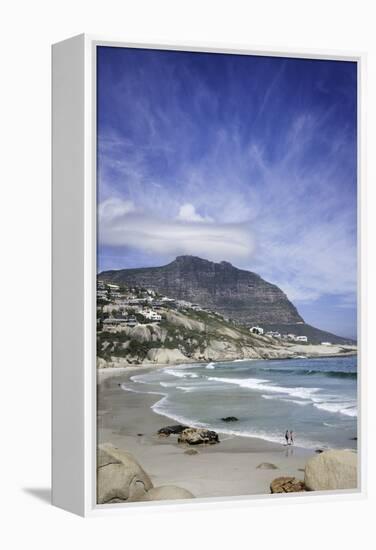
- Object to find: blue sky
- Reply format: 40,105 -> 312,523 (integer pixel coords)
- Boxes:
97,47 -> 357,339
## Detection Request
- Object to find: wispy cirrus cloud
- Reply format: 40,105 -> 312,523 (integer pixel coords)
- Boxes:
97,47 -> 357,336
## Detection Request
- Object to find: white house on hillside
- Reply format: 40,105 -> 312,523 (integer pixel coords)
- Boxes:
142,310 -> 162,322
250,326 -> 264,335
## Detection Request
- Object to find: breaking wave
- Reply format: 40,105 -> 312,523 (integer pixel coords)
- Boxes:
259,368 -> 356,379
207,376 -> 321,400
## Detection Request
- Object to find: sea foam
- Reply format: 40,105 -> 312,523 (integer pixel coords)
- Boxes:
206,375 -> 321,401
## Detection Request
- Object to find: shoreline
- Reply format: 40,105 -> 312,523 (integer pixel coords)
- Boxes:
98,348 -> 357,371
98,353 -> 357,447
97,365 -> 316,498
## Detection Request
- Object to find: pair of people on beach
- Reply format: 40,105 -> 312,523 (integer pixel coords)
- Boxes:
285,430 -> 294,445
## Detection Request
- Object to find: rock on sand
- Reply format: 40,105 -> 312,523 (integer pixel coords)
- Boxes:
270,476 -> 306,493
184,448 -> 199,455
158,424 -> 188,436
178,427 -> 219,445
257,462 -> 278,470
304,449 -> 357,491
147,486 -> 194,501
97,444 -> 153,504
97,444 -> 195,504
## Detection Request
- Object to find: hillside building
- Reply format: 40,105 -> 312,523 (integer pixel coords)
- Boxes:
250,326 -> 264,335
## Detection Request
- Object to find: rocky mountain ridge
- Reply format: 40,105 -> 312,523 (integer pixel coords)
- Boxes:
100,255 -> 303,325
100,256 -> 353,344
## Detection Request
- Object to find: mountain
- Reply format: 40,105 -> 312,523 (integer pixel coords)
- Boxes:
100,255 -> 302,324
99,255 -> 353,344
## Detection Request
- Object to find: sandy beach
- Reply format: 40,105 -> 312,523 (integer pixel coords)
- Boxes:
97,367 -> 316,498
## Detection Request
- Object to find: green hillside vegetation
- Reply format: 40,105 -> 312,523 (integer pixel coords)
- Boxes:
96,306 -> 275,364
96,279 -> 356,366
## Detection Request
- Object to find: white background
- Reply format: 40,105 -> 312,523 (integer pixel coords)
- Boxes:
1,1 -> 375,548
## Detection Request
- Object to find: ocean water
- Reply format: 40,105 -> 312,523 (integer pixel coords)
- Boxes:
122,356 -> 358,450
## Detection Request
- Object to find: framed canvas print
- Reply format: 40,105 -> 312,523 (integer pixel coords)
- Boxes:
52,35 -> 365,516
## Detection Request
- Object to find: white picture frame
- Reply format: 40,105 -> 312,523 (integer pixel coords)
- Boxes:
52,34 -> 366,517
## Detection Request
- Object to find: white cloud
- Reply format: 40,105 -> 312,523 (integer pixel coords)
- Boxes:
177,203 -> 212,223
99,197 -> 254,262
98,197 -> 136,219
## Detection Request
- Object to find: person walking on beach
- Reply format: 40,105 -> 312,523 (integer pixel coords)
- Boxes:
289,430 -> 294,445
285,430 -> 289,445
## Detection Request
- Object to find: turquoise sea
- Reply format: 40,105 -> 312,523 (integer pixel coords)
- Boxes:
122,355 -> 357,450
